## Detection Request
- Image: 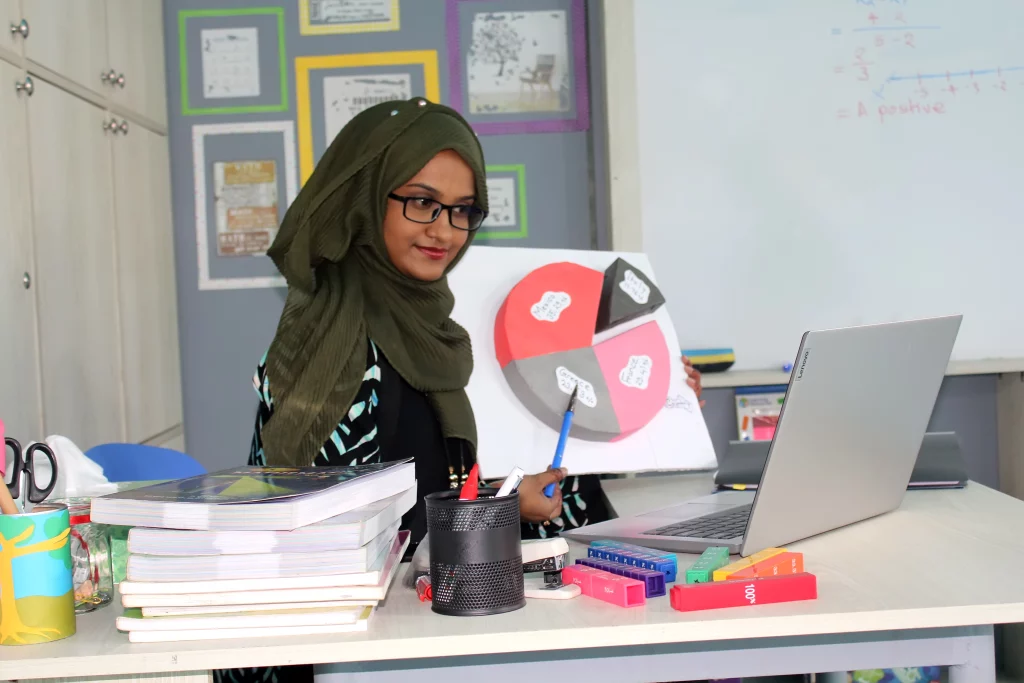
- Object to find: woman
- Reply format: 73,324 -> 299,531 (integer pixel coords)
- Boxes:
218,99 -> 564,683
248,98 -> 566,543
217,98 -> 703,683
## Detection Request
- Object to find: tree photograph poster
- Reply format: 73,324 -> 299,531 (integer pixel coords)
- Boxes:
466,10 -> 570,115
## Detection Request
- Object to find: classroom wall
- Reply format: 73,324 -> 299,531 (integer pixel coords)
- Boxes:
165,0 -> 608,469
163,0 -> 1001,487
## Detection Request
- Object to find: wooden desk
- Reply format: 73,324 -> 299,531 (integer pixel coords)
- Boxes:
7,476 -> 1024,683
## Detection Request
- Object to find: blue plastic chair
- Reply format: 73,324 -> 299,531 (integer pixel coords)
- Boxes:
84,443 -> 206,482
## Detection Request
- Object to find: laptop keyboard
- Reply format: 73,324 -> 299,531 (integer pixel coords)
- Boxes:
644,504 -> 753,539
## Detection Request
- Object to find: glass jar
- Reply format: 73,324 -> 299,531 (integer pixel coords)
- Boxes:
56,498 -> 114,613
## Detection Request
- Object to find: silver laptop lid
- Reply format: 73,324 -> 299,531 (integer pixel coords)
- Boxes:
740,315 -> 962,555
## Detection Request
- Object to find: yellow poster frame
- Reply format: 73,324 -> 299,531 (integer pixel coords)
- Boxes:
298,0 -> 401,35
296,51 -> 442,183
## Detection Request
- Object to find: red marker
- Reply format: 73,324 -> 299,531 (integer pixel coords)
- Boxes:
670,573 -> 817,612
459,463 -> 480,501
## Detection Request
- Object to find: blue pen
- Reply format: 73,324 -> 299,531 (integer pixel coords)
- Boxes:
545,385 -> 578,497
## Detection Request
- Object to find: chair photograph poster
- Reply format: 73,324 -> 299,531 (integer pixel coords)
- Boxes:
446,0 -> 590,134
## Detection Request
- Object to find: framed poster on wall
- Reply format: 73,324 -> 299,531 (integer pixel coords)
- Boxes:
298,0 -> 401,35
477,164 -> 528,240
295,51 -> 441,182
178,7 -> 289,116
192,121 -> 299,290
446,0 -> 589,134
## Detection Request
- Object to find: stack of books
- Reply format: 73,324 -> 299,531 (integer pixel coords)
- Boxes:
91,460 -> 415,643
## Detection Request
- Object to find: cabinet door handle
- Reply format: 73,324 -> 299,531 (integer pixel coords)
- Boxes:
23,272 -> 31,290
102,119 -> 129,135
14,76 -> 33,96
9,19 -> 28,39
101,70 -> 127,88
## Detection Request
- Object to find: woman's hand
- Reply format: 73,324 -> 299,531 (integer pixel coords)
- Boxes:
683,355 -> 706,408
517,466 -> 567,523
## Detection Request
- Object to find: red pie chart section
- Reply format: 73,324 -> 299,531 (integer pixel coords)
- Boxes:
495,260 -> 669,442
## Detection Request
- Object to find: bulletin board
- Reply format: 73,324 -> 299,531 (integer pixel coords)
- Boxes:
163,0 -> 609,470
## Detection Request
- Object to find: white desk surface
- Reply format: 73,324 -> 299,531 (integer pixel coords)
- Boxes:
7,475 -> 1024,681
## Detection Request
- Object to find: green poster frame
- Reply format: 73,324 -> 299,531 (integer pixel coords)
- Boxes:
479,164 -> 528,240
178,7 -> 289,116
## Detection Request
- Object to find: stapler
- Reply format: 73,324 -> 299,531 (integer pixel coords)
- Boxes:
522,538 -> 580,599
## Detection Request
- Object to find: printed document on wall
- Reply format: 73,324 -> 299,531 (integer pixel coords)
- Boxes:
201,28 -> 261,99
214,161 -> 279,257
482,177 -> 517,228
309,0 -> 393,25
323,74 -> 412,146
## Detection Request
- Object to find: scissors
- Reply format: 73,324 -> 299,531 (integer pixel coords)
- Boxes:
4,437 -> 58,507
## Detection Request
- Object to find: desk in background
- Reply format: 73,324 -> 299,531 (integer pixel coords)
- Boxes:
6,475 -> 1024,683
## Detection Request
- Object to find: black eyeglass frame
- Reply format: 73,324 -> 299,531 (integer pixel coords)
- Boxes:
387,193 -> 487,232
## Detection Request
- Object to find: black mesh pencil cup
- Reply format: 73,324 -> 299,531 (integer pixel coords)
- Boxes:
425,488 -> 525,616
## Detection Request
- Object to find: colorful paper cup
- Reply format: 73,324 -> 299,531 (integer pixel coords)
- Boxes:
0,503 -> 76,645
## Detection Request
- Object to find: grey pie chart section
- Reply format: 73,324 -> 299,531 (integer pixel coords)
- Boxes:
502,347 -> 621,442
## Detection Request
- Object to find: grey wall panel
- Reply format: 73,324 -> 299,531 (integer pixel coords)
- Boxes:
165,0 -> 601,470
477,133 -> 592,249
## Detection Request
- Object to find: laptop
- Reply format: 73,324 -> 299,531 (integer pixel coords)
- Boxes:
562,315 -> 962,556
714,431 -> 969,491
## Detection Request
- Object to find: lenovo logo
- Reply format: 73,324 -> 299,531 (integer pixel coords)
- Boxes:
795,349 -> 811,381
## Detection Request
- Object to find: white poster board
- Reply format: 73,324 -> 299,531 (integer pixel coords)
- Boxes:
449,246 -> 717,478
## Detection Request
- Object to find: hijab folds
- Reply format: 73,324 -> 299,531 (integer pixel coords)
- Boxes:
260,98 -> 488,467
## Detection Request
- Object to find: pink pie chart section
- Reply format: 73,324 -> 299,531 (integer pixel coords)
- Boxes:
594,321 -> 671,439
495,261 -> 670,442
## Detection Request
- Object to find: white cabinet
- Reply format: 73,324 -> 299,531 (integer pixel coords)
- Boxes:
112,123 -> 182,442
2,1 -> 27,62
0,62 -> 43,440
2,3 -> 182,452
106,0 -> 167,126
28,78 -> 125,451
22,0 -> 108,94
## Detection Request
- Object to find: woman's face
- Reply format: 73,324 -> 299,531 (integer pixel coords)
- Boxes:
382,150 -> 476,281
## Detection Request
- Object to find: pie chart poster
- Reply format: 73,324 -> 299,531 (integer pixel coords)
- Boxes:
449,246 -> 717,478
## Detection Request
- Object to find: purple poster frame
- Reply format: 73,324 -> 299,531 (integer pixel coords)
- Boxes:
445,0 -> 590,135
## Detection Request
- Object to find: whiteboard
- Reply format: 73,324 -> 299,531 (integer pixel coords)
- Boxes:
625,0 -> 1024,370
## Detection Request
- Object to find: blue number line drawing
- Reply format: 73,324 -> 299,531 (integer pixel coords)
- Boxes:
871,66 -> 1024,99
853,25 -> 942,32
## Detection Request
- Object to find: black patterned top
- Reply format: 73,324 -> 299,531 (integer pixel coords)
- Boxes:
248,341 -> 383,468
215,340 -> 610,683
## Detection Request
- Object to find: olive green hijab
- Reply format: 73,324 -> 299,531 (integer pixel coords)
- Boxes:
261,98 -> 488,467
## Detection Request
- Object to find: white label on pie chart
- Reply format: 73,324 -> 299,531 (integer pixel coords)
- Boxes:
619,354 -> 653,390
555,366 -> 598,408
530,291 -> 572,322
619,270 -> 650,305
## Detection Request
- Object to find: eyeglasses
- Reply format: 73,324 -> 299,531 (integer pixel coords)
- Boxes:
387,193 -> 487,232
